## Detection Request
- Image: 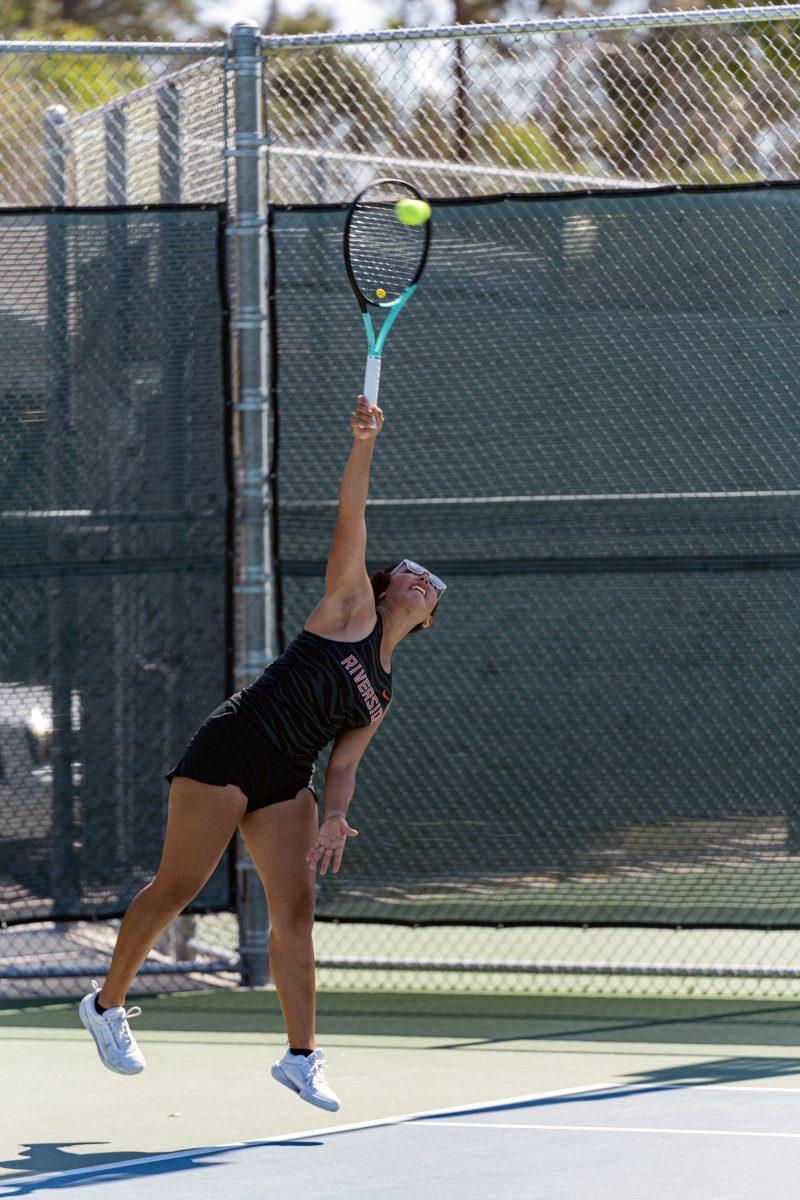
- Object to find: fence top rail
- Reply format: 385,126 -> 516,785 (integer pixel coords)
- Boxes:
0,38 -> 225,55
0,4 -> 799,57
259,3 -> 800,49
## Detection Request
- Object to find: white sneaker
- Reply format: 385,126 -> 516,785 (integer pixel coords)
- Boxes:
78,980 -> 146,1075
271,1048 -> 340,1112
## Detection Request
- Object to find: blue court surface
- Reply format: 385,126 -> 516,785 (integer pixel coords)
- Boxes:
4,1081 -> 799,1199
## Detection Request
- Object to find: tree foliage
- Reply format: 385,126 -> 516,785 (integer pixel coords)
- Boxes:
477,118 -> 570,173
205,3 -> 333,40
0,0 -> 200,39
0,19 -> 151,202
589,8 -> 800,182
265,46 -> 393,156
272,6 -> 333,36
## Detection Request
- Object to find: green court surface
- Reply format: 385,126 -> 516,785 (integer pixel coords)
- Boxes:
3,989 -> 800,1188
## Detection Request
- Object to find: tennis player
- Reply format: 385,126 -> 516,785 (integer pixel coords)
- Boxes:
78,394 -> 445,1112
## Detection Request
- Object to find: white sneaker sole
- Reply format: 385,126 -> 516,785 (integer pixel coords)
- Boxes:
79,995 -> 145,1076
270,1063 -> 340,1112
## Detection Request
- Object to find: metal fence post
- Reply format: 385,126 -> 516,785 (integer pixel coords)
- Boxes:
157,82 -> 181,203
43,104 -> 80,914
100,108 -> 133,881
43,104 -> 69,205
229,19 -> 273,988
155,79 -> 196,964
104,108 -> 127,205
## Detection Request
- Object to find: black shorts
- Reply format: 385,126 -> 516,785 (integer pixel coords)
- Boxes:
165,698 -> 318,815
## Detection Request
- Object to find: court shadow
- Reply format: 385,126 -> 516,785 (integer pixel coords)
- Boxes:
0,1139 -> 323,1194
340,992 -> 800,1052
620,1052 -> 800,1089
412,1052 -> 800,1122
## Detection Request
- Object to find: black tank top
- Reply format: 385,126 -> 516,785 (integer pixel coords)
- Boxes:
231,610 -> 393,765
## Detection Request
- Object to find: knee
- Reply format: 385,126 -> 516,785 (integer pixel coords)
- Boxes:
269,897 -> 315,940
148,874 -> 201,912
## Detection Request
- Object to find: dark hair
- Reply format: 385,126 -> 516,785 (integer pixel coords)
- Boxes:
370,561 -> 440,635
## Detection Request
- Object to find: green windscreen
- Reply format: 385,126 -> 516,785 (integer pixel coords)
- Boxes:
271,183 -> 799,928
0,206 -> 233,926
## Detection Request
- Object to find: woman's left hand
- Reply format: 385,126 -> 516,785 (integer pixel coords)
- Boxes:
306,813 -> 359,875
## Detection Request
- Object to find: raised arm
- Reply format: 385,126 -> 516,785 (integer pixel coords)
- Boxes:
325,395 -> 385,601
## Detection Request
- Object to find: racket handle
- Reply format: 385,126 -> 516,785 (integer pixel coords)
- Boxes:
363,354 -> 381,429
363,354 -> 381,403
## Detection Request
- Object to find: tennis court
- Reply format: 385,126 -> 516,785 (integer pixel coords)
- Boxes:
4,990 -> 800,1196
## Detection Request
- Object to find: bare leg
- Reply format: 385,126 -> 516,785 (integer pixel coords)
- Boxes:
98,882 -> 193,1007
98,778 -> 247,1007
238,788 -> 318,1048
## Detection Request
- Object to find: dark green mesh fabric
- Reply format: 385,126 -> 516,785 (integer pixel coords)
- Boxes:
1,207 -> 232,924
272,184 -> 799,927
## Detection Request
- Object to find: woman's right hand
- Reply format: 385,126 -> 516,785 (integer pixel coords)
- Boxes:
351,395 -> 384,442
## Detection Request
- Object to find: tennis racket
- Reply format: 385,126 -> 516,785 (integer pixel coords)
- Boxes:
343,178 -> 431,429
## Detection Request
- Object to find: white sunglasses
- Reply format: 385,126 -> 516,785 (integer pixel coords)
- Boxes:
393,559 -> 446,596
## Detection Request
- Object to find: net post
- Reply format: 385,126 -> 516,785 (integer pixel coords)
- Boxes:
229,18 -> 272,989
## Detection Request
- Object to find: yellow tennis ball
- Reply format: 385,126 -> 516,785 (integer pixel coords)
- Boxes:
376,287 -> 386,298
395,197 -> 431,226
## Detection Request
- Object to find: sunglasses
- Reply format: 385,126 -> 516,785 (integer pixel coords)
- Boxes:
393,559 -> 446,596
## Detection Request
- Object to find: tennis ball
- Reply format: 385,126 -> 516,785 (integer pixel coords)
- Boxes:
395,197 -> 431,226
376,287 -> 386,298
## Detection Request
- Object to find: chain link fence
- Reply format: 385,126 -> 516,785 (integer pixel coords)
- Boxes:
1,5 -> 800,1000
263,4 -> 800,201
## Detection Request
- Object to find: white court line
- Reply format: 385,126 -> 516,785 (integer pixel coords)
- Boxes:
0,1080 -> 622,1188
415,1121 -> 800,1139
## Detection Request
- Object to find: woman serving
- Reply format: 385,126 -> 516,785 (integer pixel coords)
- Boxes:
78,395 -> 445,1112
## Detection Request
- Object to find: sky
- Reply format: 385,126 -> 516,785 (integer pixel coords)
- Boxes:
199,0 -> 454,36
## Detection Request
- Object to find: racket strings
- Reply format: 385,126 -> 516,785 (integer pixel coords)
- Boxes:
348,190 -> 427,304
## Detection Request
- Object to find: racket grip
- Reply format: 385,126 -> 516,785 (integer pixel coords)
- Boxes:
363,354 -> 381,429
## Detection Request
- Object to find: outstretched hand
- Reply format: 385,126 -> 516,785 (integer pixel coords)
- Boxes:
351,395 -> 384,442
306,813 -> 359,875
